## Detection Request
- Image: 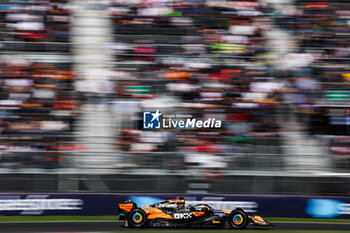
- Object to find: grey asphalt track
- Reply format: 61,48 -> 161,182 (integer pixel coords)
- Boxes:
0,221 -> 349,232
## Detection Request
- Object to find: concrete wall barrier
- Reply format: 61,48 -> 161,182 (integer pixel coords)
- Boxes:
0,193 -> 349,219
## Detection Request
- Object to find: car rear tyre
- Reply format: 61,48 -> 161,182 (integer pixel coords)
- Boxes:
228,209 -> 248,229
127,208 -> 147,228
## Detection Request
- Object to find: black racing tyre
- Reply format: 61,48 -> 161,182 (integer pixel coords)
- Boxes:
228,209 -> 248,229
127,208 -> 147,228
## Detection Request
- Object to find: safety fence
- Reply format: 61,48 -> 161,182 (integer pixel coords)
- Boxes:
0,173 -> 348,196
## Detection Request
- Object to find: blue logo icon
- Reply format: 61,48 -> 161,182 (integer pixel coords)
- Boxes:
305,199 -> 344,218
143,110 -> 162,129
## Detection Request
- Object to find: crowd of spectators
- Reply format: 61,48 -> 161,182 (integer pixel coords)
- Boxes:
0,0 -> 75,169
1,0 -> 350,170
278,1 -> 350,169
107,0 -> 284,171
276,1 -> 350,135
107,1 -> 350,170
0,0 -> 71,52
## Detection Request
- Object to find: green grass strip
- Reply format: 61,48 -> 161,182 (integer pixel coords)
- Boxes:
0,216 -> 117,222
266,217 -> 350,223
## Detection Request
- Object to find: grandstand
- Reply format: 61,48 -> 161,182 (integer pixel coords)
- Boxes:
0,0 -> 349,195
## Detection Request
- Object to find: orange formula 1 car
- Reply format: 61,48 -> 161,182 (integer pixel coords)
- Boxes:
118,198 -> 271,229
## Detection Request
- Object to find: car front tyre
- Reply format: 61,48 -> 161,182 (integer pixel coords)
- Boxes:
228,209 -> 248,229
127,208 -> 147,228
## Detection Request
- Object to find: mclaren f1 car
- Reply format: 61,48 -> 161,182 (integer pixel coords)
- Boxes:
118,198 -> 271,229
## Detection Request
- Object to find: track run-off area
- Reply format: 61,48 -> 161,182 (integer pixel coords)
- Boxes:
0,221 -> 349,233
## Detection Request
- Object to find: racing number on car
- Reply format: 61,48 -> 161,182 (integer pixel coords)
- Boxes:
174,213 -> 193,219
